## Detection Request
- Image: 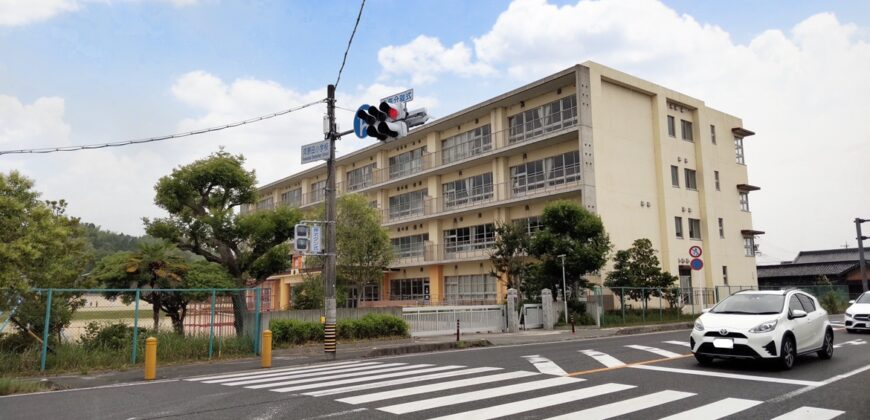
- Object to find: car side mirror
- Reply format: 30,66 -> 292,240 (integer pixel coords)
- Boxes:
849,300 -> 855,304
790,309 -> 807,319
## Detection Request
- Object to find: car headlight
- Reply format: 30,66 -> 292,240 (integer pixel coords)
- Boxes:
694,319 -> 704,331
749,320 -> 778,333
845,311 -> 853,318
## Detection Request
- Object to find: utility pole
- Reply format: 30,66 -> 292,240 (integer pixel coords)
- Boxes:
324,84 -> 338,358
857,218 -> 868,292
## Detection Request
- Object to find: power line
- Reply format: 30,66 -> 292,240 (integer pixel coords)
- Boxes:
0,99 -> 325,156
334,0 -> 366,89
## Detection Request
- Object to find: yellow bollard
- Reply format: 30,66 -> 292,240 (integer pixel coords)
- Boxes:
261,330 -> 272,368
144,337 -> 157,380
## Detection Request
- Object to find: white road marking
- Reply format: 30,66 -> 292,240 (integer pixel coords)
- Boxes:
770,363 -> 870,403
579,349 -> 625,368
336,371 -> 541,404
833,339 -> 866,348
631,365 -> 823,387
304,366 -> 503,397
186,361 -> 364,382
545,389 -> 695,420
770,407 -> 844,420
269,365 -> 463,393
426,383 -> 636,420
658,397 -> 762,420
297,408 -> 368,420
625,344 -> 683,358
242,364 -> 431,389
522,354 -> 568,375
202,362 -> 388,384
378,376 -> 582,414
663,340 -> 690,347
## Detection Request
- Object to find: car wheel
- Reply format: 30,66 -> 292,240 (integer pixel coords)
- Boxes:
694,353 -> 713,365
779,336 -> 796,370
817,329 -> 834,360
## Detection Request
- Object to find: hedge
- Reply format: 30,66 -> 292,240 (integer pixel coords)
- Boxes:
269,313 -> 409,345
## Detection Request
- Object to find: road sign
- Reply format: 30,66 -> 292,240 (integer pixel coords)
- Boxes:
353,104 -> 370,139
301,140 -> 330,164
310,225 -> 322,253
689,246 -> 703,258
690,258 -> 704,271
380,88 -> 414,105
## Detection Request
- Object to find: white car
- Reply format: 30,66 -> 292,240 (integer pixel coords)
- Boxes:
690,289 -> 833,369
844,292 -> 870,333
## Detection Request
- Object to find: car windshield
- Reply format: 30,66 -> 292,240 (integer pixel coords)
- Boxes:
857,294 -> 870,304
711,294 -> 784,314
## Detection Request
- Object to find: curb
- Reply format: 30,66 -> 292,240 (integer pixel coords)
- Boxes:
614,322 -> 693,335
366,339 -> 492,357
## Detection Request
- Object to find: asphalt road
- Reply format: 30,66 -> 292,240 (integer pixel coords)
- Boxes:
3,324 -> 869,419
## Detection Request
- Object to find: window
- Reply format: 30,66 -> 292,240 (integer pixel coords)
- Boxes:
671,166 -> 680,187
714,171 -> 720,191
710,125 -> 717,144
739,192 -> 750,212
389,189 -> 427,220
390,278 -> 429,301
389,146 -> 426,179
681,120 -> 694,141
444,223 -> 496,254
309,180 -> 326,203
508,96 -> 577,143
513,216 -> 544,235
718,218 -> 724,238
256,197 -> 274,210
796,294 -> 816,312
510,151 -> 580,196
391,234 -> 429,259
735,136 -> 745,164
744,237 -> 756,256
789,295 -> 803,314
667,116 -> 675,137
684,169 -> 697,190
445,275 -> 497,304
442,125 -> 491,164
722,266 -> 728,285
689,218 -> 701,240
442,173 -> 494,209
281,189 -> 302,207
346,163 -> 375,192
675,217 -> 684,239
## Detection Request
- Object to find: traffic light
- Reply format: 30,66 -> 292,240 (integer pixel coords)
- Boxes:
294,224 -> 309,252
355,101 -> 409,141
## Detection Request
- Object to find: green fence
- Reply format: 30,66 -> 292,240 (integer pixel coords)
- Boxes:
591,287 -> 713,328
0,288 -> 265,373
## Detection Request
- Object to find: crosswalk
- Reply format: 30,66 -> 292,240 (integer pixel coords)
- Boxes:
184,354 -> 845,419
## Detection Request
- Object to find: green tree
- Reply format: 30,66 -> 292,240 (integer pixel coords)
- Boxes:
292,274 -> 324,310
143,150 -> 302,334
604,238 -> 678,304
489,221 -> 530,301
526,200 -> 612,296
0,171 -> 93,341
91,240 -> 235,334
306,194 -> 392,307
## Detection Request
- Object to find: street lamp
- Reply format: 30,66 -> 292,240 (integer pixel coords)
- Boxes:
856,218 -> 869,292
558,254 -> 567,324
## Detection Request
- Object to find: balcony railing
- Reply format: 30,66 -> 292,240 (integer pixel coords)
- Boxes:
380,167 -> 582,224
393,242 -> 495,266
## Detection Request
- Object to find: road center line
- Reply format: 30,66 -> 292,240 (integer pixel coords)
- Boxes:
630,365 -> 823,387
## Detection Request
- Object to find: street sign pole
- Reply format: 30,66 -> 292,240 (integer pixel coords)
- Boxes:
324,85 -> 337,359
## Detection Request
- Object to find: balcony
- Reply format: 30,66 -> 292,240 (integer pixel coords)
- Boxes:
380,164 -> 582,225
392,242 -> 495,268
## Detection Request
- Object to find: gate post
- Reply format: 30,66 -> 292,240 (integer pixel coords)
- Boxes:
506,288 -> 519,333
541,289 -> 554,330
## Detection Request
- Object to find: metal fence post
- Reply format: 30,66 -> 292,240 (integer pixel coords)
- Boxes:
659,290 -> 663,321
642,288 -> 646,323
40,289 -> 53,372
209,289 -> 216,359
620,289 -> 625,323
131,289 -> 140,364
254,288 -> 262,355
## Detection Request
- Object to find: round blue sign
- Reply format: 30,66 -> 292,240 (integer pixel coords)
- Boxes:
353,104 -> 370,139
690,258 -> 704,271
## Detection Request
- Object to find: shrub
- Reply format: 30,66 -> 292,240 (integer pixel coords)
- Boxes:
270,314 -> 408,344
819,291 -> 847,314
270,319 -> 324,345
79,322 -> 146,350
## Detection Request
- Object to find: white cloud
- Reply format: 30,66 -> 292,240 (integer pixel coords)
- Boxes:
378,35 -> 495,85
0,0 -> 78,27
375,0 -> 870,259
0,95 -> 71,147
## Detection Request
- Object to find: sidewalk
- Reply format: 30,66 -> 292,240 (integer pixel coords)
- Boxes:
39,322 -> 691,391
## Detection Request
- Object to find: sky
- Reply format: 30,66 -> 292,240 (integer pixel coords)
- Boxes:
1,0 -> 869,265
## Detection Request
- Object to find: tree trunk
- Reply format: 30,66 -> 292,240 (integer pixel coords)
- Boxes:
169,313 -> 184,335
152,292 -> 160,332
231,291 -> 247,336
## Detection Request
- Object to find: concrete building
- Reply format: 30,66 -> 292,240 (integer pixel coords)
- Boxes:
248,62 -> 761,308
